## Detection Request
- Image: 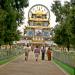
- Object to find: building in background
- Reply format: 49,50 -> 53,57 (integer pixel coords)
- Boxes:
24,4 -> 52,47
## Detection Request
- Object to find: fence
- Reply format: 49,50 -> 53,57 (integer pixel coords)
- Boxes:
53,51 -> 75,68
0,45 -> 24,60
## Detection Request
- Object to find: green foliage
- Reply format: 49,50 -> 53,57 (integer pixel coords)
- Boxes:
51,1 -> 75,50
51,1 -> 62,22
70,7 -> 75,46
0,0 -> 29,45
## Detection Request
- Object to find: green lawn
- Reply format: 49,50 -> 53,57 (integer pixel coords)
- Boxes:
0,56 -> 17,65
53,58 -> 75,75
0,53 -> 23,65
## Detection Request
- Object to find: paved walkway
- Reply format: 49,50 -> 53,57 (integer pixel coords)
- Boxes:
0,51 -> 69,75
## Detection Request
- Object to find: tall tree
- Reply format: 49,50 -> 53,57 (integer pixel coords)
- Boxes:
51,1 -> 71,51
0,0 -> 29,46
70,4 -> 75,47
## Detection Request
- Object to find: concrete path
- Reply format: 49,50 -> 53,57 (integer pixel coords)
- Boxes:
0,51 -> 69,75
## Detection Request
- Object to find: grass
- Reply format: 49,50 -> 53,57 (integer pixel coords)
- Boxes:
0,56 -> 17,65
53,58 -> 75,75
0,53 -> 23,65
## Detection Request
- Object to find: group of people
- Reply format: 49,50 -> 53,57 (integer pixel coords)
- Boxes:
24,44 -> 52,62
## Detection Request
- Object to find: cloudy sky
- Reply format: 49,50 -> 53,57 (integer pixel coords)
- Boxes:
18,0 -> 70,32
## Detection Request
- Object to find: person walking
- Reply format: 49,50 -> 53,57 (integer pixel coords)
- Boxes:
47,47 -> 52,61
41,46 -> 46,60
24,44 -> 30,61
34,46 -> 40,61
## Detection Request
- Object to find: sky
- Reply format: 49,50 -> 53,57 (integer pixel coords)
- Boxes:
18,0 -> 70,33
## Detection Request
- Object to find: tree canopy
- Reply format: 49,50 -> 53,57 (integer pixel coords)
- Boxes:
51,1 -> 75,51
0,0 -> 29,45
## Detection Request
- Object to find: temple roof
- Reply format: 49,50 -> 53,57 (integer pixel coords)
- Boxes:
32,10 -> 46,15
29,18 -> 48,21
26,26 -> 51,29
